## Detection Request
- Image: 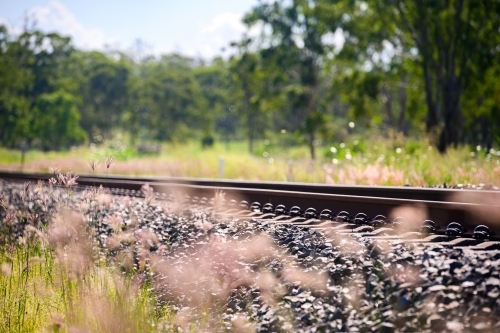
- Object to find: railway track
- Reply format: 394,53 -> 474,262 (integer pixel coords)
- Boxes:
1,170 -> 499,242
2,171 -> 500,332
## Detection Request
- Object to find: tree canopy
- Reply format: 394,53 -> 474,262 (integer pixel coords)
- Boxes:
0,1 -> 498,156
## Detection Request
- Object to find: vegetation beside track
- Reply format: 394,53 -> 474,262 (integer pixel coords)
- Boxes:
0,242 -> 171,333
1,138 -> 499,186
0,180 -> 173,333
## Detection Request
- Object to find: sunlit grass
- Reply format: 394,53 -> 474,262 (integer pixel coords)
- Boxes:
1,136 -> 499,186
0,147 -> 83,164
0,241 -> 172,333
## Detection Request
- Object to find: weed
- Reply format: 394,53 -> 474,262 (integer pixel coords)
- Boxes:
1,139 -> 498,186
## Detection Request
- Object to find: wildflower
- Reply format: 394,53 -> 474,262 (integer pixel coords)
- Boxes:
213,190 -> 226,213
82,189 -> 94,203
105,236 -> 122,251
62,172 -> 79,188
87,158 -> 101,171
78,202 -> 89,214
46,210 -> 87,246
49,177 -> 57,186
4,211 -> 14,223
160,202 -> 170,215
0,194 -> 6,210
26,225 -> 46,242
97,193 -> 113,207
281,264 -> 328,293
136,229 -> 158,250
50,166 -> 61,175
117,249 -> 135,272
232,314 -> 256,333
141,184 -> 155,204
50,313 -> 65,331
34,180 -> 44,195
389,204 -> 427,234
27,213 -> 39,225
121,196 -> 132,210
117,232 -> 135,245
1,263 -> 11,276
105,155 -> 115,169
107,214 -> 124,232
67,326 -> 88,333
195,219 -> 213,231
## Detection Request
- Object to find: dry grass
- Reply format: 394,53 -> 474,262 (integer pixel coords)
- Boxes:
0,184 -> 172,333
1,139 -> 499,186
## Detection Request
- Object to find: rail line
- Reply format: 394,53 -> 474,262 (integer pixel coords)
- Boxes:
1,171 -> 499,242
3,171 -> 499,331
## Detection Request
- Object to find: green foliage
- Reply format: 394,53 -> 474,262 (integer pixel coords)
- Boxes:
33,91 -> 87,150
240,0 -> 332,158
64,51 -> 131,136
1,0 -> 499,155
124,55 -> 209,143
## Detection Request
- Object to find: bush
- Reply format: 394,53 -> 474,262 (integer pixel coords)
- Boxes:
201,134 -> 214,149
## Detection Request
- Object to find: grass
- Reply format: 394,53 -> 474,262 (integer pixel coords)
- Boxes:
1,136 -> 499,186
0,237 -> 172,333
0,172 -> 216,333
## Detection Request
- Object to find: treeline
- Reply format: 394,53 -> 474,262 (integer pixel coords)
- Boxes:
1,0 -> 499,157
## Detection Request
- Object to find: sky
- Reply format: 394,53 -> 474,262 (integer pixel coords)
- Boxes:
0,0 -> 261,59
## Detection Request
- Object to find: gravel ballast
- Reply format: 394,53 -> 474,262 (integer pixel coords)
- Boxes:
1,179 -> 499,333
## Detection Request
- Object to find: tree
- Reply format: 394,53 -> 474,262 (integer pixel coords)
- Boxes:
63,51 -> 130,137
229,46 -> 268,153
125,54 -> 208,143
0,25 -> 77,149
386,0 -> 500,151
244,0 -> 332,159
32,91 -> 87,150
193,58 -> 231,141
462,64 -> 500,149
0,26 -> 32,147
316,0 -> 500,150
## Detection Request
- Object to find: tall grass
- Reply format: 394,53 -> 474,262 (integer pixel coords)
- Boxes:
0,222 -> 172,333
0,241 -> 172,333
0,164 -> 176,333
1,138 -> 499,186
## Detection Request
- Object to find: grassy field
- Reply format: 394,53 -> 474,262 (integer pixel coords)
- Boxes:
0,242 -> 171,333
1,136 -> 499,186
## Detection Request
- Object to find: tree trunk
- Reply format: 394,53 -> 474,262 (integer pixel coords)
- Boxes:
398,76 -> 408,135
423,59 -> 439,132
380,87 -> 395,129
308,133 -> 316,160
417,24 -> 440,133
243,81 -> 254,153
481,116 -> 492,151
248,110 -> 255,153
438,75 -> 462,152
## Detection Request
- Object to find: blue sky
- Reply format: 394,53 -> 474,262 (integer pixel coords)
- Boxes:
0,0 -> 260,59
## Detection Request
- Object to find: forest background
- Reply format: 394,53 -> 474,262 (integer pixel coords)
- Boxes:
1,0 -> 499,165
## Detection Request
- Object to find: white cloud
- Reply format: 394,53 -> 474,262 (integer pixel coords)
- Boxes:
0,17 -> 23,35
186,12 -> 260,59
1,3 -> 261,60
1,0 -> 115,50
30,0 -> 115,50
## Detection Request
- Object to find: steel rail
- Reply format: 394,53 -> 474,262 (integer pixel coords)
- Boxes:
1,171 -> 499,203
1,171 -> 499,235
